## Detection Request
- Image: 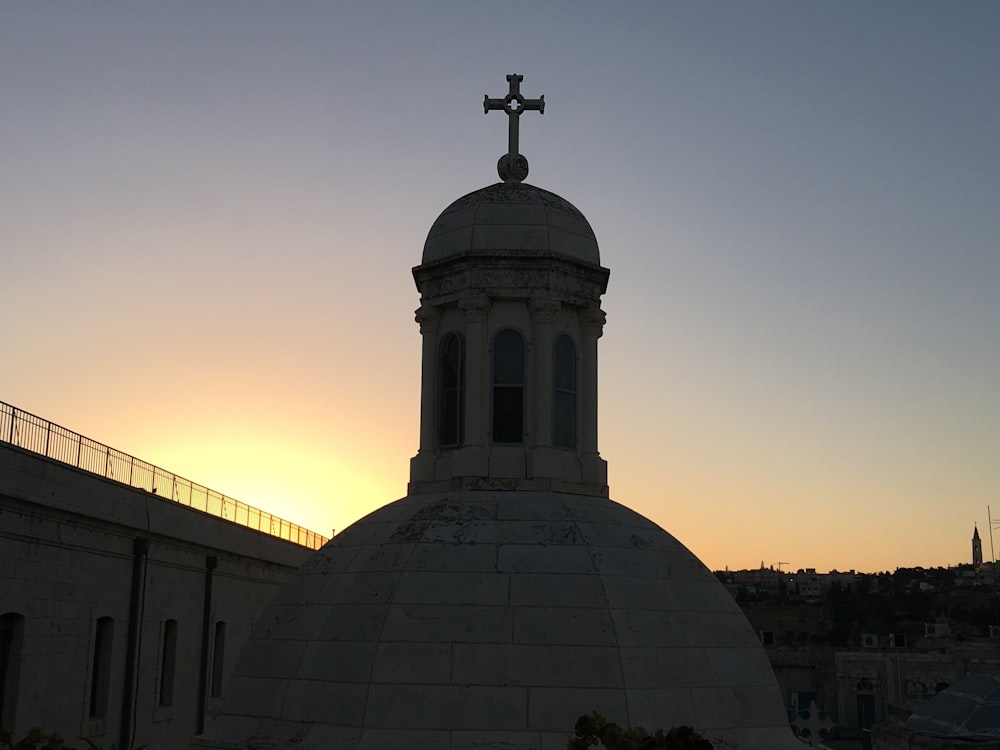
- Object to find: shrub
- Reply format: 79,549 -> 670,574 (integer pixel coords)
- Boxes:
569,712 -> 713,750
0,729 -> 145,750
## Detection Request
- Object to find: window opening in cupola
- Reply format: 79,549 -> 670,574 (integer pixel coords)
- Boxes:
553,334 -> 577,449
492,329 -> 525,443
437,333 -> 465,447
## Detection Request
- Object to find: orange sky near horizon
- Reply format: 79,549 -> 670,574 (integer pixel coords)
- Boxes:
3,2 -> 998,575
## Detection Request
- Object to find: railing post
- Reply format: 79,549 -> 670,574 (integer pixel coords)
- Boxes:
8,407 -> 16,444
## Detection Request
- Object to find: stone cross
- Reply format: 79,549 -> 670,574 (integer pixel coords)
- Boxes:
484,74 -> 544,183
484,74 -> 545,156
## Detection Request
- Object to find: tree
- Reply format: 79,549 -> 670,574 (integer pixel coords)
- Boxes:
568,712 -> 713,750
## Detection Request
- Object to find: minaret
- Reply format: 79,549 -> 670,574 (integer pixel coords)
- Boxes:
973,524 -> 983,568
408,74 -> 610,496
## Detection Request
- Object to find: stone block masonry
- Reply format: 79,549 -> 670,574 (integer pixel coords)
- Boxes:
0,442 -> 312,750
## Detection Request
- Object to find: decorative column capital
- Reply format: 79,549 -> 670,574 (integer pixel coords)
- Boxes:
459,295 -> 491,323
414,304 -> 442,334
580,305 -> 606,336
529,297 -> 561,323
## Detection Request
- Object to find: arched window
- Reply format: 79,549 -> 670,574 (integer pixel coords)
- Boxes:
437,332 -> 465,447
89,616 -> 114,718
492,329 -> 525,444
0,613 -> 24,731
553,334 -> 577,448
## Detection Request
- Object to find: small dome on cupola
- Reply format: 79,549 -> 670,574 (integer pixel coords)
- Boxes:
422,182 -> 601,266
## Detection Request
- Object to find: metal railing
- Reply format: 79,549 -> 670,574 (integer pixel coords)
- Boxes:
0,400 -> 328,550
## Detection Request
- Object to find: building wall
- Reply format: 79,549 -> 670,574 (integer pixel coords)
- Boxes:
0,443 -> 313,750
767,646 -> 837,717
835,646 -> 1000,736
874,721 -> 1000,750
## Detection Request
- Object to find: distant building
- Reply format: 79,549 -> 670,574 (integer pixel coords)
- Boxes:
836,642 -> 1000,740
724,563 -> 1000,744
827,569 -> 862,591
718,565 -> 859,600
875,673 -> 1000,750
727,563 -> 783,595
973,524 -> 983,568
793,569 -> 823,600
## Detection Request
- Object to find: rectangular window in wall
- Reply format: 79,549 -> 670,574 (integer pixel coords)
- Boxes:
158,619 -> 178,707
0,613 -> 25,732
88,616 -> 114,718
210,621 -> 226,698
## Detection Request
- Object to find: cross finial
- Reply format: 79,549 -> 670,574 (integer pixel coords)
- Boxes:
484,74 -> 544,183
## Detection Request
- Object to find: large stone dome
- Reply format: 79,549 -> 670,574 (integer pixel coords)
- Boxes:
421,183 -> 601,266
197,491 -> 799,750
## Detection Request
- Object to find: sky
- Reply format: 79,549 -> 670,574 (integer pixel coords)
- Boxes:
2,2 -> 998,574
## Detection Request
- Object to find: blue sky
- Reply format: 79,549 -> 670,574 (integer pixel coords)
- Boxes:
2,2 -> 998,572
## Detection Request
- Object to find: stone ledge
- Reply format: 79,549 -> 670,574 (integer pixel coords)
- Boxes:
408,476 -> 608,497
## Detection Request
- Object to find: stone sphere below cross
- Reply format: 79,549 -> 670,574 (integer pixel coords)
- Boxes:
497,153 -> 530,183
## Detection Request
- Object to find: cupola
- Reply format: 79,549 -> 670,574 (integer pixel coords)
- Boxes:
408,74 -> 610,496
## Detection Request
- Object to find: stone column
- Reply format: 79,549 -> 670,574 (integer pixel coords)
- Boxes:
457,295 -> 490,476
411,304 -> 441,481
579,305 -> 606,458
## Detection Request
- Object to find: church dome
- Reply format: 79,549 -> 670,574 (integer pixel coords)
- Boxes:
198,491 -> 799,750
421,182 -> 601,266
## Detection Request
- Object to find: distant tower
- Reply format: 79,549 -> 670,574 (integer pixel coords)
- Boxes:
973,524 -> 983,567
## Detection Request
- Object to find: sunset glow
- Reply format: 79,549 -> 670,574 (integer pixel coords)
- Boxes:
3,2 -> 998,573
